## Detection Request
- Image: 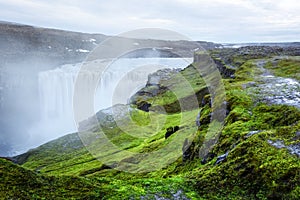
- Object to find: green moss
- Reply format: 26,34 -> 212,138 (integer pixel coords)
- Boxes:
234,61 -> 262,81
252,104 -> 300,129
0,158 -> 103,199
189,130 -> 300,199
265,58 -> 300,81
8,53 -> 300,199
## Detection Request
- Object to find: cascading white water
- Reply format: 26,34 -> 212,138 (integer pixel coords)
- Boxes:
32,58 -> 192,146
38,63 -> 80,134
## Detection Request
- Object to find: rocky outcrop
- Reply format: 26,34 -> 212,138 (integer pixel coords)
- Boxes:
182,138 -> 196,162
210,45 -> 300,70
211,58 -> 236,78
146,68 -> 182,86
131,68 -> 181,112
200,152 -> 216,164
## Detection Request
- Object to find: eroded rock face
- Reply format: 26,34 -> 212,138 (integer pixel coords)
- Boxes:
201,152 -> 216,164
212,58 -> 236,78
130,68 -> 181,112
182,138 -> 195,162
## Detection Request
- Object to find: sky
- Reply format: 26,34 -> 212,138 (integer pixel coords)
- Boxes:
0,0 -> 299,43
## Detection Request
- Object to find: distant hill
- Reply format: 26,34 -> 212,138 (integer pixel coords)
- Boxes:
0,21 -> 221,68
0,21 -> 107,65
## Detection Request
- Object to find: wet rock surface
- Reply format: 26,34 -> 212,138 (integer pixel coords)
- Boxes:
245,130 -> 261,138
214,151 -> 229,165
141,190 -> 190,200
249,60 -> 300,108
268,140 -> 300,157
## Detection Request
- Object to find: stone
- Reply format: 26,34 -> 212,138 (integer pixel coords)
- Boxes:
182,138 -> 195,162
137,101 -> 152,112
201,152 -> 216,164
165,127 -> 174,139
165,126 -> 180,139
214,151 -> 229,165
245,130 -> 261,138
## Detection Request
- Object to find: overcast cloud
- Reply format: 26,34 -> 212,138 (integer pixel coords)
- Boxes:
0,0 -> 299,42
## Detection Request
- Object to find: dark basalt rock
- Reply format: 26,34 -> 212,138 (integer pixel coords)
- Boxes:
214,151 -> 229,165
165,126 -> 180,139
201,152 -> 216,164
201,94 -> 211,107
212,58 -> 236,78
195,108 -> 212,127
182,138 -> 196,162
137,101 -> 152,112
196,112 -> 201,127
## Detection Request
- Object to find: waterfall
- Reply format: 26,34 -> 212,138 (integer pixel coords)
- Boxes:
32,58 -> 192,145
38,63 -> 79,132
31,63 -> 80,146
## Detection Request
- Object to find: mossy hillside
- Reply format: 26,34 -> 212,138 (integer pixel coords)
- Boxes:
18,134 -> 101,176
88,174 -> 201,200
0,158 -> 103,199
191,57 -> 300,199
265,57 -> 300,81
11,109 -> 203,199
189,130 -> 300,199
216,58 -> 300,152
84,102 -> 300,199
18,107 -> 199,172
9,52 -> 300,199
